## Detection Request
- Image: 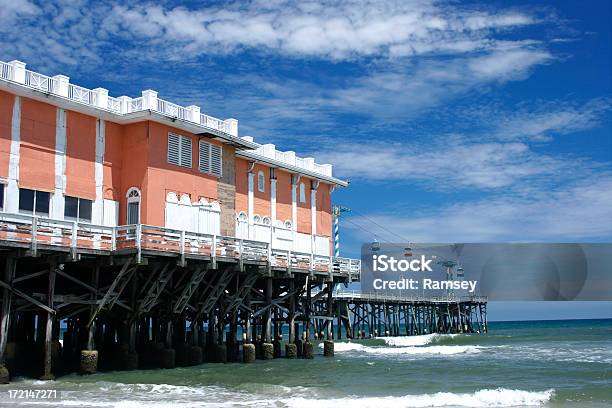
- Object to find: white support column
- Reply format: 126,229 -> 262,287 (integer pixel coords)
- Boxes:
311,181 -> 319,236
247,170 -> 254,239
8,60 -> 26,84
94,88 -> 108,109
92,119 -> 105,224
52,75 -> 69,97
291,175 -> 299,233
311,181 -> 319,256
6,96 -> 21,213
141,90 -> 158,110
225,118 -> 238,136
50,108 -> 67,220
270,172 -> 277,248
270,177 -> 277,224
186,105 -> 200,123
118,96 -> 132,114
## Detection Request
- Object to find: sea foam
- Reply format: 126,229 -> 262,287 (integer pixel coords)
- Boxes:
284,388 -> 555,408
330,341 -> 480,355
380,333 -> 459,347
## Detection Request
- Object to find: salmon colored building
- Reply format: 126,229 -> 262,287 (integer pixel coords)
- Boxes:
0,60 -> 347,258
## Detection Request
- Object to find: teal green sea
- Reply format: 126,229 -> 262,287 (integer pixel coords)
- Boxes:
1,319 -> 610,407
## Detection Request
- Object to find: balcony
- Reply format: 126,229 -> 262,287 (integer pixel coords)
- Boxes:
0,212 -> 360,280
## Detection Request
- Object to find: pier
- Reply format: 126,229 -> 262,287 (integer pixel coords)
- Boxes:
0,212 -> 486,383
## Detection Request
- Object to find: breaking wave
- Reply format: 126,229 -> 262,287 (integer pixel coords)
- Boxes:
327,341 -> 481,355
284,388 -> 555,408
380,334 -> 459,347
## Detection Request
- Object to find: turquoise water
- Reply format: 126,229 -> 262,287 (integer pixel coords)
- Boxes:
1,319 -> 610,407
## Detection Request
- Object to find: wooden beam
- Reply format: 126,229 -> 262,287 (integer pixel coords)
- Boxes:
0,280 -> 55,315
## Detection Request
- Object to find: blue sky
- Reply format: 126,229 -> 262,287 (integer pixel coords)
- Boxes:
1,0 -> 610,319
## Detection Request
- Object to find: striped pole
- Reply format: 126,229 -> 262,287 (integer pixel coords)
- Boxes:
334,215 -> 340,257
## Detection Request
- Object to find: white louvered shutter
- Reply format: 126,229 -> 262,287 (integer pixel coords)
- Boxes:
199,140 -> 210,173
211,144 -> 222,177
168,134 -> 180,165
199,141 -> 222,177
179,136 -> 192,168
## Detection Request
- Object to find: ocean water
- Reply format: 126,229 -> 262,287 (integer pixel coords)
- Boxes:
1,319 -> 610,407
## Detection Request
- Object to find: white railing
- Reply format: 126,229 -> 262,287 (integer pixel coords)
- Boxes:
107,96 -> 121,113
200,113 -> 227,133
0,212 -> 360,277
0,61 -> 12,80
157,98 -> 189,120
314,163 -> 332,176
68,83 -> 97,106
333,290 -> 487,303
0,60 -> 237,137
130,97 -> 143,112
25,70 -> 57,93
275,151 -> 294,165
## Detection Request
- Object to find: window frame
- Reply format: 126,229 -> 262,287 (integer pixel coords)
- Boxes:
299,182 -> 306,203
64,195 -> 93,223
257,171 -> 265,193
126,187 -> 141,225
18,188 -> 50,217
0,183 -> 5,211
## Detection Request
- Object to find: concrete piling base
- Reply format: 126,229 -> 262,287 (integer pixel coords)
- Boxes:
285,343 -> 297,359
80,350 -> 98,375
323,340 -> 334,357
124,353 -> 139,370
160,348 -> 176,369
213,344 -> 227,363
188,346 -> 203,366
243,344 -> 256,363
273,340 -> 282,358
175,345 -> 189,367
0,365 -> 10,384
295,339 -> 303,358
302,342 -> 314,359
262,343 -> 274,360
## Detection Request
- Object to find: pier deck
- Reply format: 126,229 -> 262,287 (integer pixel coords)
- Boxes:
0,214 -> 486,383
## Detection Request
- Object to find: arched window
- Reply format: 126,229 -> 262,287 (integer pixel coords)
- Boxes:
299,182 -> 306,203
257,171 -> 265,193
237,211 -> 247,222
253,214 -> 261,224
284,220 -> 292,229
262,216 -> 271,226
126,187 -> 141,224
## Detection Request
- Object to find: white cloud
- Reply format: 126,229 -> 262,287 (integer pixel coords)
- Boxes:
317,139 -> 580,189
0,0 -> 541,69
0,0 -> 39,22
347,175 -> 612,242
468,48 -> 552,81
100,0 -> 537,60
493,98 -> 612,141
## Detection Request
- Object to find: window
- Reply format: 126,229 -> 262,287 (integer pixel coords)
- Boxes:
257,171 -> 265,192
64,196 -> 92,222
199,140 -> 222,177
19,188 -> 50,216
299,182 -> 306,203
126,187 -> 141,224
168,133 -> 192,168
0,184 -> 4,211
